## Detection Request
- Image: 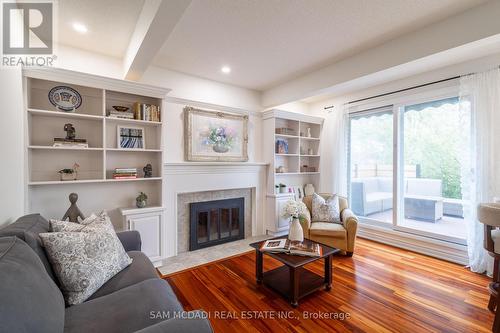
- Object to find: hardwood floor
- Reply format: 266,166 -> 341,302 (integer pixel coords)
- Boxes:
164,238 -> 494,333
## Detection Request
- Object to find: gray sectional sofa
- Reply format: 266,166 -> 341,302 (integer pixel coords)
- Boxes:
0,214 -> 213,333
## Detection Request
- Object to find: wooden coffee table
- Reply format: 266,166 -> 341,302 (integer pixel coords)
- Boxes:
249,237 -> 339,307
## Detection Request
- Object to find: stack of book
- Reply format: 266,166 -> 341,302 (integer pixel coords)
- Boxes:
108,110 -> 135,119
53,138 -> 88,148
133,103 -> 161,122
112,168 -> 137,179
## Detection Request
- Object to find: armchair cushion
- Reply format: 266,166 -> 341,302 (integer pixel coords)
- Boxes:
311,193 -> 341,224
309,222 -> 346,239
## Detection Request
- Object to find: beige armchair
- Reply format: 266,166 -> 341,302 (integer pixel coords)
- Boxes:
301,194 -> 359,256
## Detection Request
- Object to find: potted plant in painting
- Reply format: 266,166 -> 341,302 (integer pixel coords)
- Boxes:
58,163 -> 79,181
205,127 -> 234,153
282,200 -> 307,242
136,192 -> 148,208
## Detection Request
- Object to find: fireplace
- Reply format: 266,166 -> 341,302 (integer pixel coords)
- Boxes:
189,197 -> 245,250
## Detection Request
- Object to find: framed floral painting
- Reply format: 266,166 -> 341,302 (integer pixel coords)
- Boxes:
184,107 -> 248,161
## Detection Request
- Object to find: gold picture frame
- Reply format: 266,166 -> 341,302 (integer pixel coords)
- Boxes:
184,107 -> 249,162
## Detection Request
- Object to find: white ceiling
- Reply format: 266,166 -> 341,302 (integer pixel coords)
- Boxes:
57,0 -> 145,58
57,0 -> 489,91
153,0 -> 487,90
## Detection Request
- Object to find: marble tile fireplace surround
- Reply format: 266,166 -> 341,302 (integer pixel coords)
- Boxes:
177,189 -> 251,253
163,162 -> 268,258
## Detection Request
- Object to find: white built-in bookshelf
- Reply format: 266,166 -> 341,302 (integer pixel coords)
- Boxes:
262,109 -> 324,235
23,68 -> 169,226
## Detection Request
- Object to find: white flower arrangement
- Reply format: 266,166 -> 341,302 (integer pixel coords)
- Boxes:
282,200 -> 308,221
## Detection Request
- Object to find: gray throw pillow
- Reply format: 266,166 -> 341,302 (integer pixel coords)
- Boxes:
40,211 -> 132,305
311,193 -> 341,224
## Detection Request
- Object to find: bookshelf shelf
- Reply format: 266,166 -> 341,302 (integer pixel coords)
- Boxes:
299,136 -> 320,141
28,177 -> 163,186
275,134 -> 299,139
28,108 -> 104,121
106,148 -> 162,152
105,117 -> 162,126
275,153 -> 299,157
28,145 -> 104,151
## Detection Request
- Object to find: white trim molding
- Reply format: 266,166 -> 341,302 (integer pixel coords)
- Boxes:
23,67 -> 171,98
358,223 -> 468,265
165,96 -> 261,116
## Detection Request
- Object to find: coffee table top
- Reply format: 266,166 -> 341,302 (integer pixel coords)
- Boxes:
249,237 -> 339,268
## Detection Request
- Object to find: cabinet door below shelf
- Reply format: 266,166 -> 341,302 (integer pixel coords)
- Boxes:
127,212 -> 162,262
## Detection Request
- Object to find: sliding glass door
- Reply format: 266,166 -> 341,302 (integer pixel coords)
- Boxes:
348,94 -> 469,244
349,107 -> 393,224
397,97 -> 467,242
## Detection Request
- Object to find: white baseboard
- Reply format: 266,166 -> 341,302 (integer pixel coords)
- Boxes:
358,224 -> 469,265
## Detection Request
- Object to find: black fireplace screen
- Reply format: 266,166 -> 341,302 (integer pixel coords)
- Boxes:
189,197 -> 244,251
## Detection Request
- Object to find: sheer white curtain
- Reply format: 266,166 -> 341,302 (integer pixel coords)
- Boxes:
459,68 -> 500,274
320,104 -> 348,196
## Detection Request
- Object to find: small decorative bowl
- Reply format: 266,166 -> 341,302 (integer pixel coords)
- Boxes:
112,106 -> 129,112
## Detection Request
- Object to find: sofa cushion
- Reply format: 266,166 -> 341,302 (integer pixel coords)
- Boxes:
309,222 -> 347,238
88,251 -> 159,300
64,278 -> 183,333
0,213 -> 57,283
0,237 -> 65,333
40,212 -> 132,305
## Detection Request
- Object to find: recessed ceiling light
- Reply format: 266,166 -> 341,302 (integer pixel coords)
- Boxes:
221,66 -> 231,74
72,22 -> 88,34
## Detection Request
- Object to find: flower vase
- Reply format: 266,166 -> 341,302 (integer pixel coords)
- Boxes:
288,217 -> 304,242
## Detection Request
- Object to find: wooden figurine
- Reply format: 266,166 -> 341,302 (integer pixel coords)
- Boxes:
62,193 -> 85,223
64,123 -> 76,140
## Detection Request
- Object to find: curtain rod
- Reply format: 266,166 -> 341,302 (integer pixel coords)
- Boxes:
347,76 -> 460,105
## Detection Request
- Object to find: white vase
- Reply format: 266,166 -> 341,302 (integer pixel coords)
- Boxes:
288,217 -> 304,242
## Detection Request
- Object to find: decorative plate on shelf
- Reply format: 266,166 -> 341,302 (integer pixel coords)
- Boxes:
48,86 -> 82,112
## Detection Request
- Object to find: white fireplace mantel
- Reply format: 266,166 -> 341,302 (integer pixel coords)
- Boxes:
162,162 -> 269,259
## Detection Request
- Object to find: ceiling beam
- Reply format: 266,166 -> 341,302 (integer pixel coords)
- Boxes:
123,0 -> 192,81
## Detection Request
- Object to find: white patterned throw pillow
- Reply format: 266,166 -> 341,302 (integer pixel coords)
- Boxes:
40,211 -> 132,305
311,193 -> 341,224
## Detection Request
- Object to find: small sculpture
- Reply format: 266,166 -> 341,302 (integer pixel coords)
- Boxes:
143,163 -> 153,178
62,193 -> 85,223
64,123 -> 76,140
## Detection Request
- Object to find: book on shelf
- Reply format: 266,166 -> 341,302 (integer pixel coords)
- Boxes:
53,138 -> 89,148
52,142 -> 89,148
133,103 -> 161,122
108,111 -> 135,119
114,168 -> 137,173
260,239 -> 322,257
112,175 -> 137,179
113,168 -> 137,179
54,138 -> 87,143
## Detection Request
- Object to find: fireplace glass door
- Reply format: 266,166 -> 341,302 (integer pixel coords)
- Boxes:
190,198 -> 244,250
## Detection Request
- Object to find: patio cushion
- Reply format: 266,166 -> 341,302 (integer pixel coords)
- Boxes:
309,222 -> 346,238
366,192 -> 392,203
